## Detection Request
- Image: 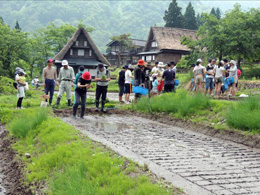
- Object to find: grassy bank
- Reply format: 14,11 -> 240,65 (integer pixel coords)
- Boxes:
1,107 -> 180,194
128,90 -> 260,133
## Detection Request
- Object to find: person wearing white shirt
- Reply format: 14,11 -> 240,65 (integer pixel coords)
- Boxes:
228,60 -> 238,96
193,59 -> 206,93
124,65 -> 134,104
214,62 -> 225,97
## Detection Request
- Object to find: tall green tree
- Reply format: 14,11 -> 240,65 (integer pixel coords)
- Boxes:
222,4 -> 260,66
216,8 -> 221,19
15,21 -> 21,31
184,2 -> 197,30
196,13 -> 202,27
0,21 -> 29,77
163,0 -> 184,28
0,17 -> 3,24
210,8 -> 216,17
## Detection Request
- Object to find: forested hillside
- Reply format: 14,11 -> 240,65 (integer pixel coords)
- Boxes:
0,1 -> 259,52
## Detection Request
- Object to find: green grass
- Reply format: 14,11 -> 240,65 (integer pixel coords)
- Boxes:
133,90 -> 211,118
2,107 -> 176,194
226,97 -> 260,131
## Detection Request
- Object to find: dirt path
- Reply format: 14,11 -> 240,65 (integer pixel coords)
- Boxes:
60,113 -> 260,195
0,126 -> 32,195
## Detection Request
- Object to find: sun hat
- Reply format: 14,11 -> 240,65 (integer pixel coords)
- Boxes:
62,60 -> 68,66
137,59 -> 146,66
128,65 -> 134,69
152,73 -> 158,78
46,59 -> 53,63
197,59 -> 202,63
158,62 -> 165,67
82,71 -> 91,80
230,60 -> 236,66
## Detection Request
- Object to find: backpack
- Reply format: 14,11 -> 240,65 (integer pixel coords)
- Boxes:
75,72 -> 83,87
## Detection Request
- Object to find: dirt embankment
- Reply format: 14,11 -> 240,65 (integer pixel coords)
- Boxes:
0,126 -> 32,195
54,108 -> 260,149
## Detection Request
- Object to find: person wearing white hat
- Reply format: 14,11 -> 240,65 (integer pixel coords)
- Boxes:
56,60 -> 75,106
193,59 -> 206,93
157,62 -> 165,94
228,60 -> 237,96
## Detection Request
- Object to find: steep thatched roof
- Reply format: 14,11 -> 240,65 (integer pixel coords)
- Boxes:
143,27 -> 197,52
54,28 -> 111,66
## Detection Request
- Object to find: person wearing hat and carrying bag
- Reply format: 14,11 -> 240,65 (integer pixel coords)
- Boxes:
73,71 -> 93,119
157,62 -> 165,95
56,60 -> 75,106
134,59 -> 146,101
95,63 -> 111,112
42,59 -> 57,105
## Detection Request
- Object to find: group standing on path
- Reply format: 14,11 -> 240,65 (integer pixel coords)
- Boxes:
118,59 -> 178,103
192,58 -> 241,97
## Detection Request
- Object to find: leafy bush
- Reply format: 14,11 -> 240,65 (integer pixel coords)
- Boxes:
242,68 -> 260,79
0,76 -> 16,95
134,90 -> 211,118
9,107 -> 49,138
226,97 -> 260,131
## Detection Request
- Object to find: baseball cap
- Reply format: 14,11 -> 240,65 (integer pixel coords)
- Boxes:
62,60 -> 68,66
46,59 -> 53,63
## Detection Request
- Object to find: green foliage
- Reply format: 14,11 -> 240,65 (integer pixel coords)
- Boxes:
9,107 -> 49,138
6,108 -> 173,194
242,68 -> 260,79
164,0 -> 184,28
15,20 -> 21,31
0,76 -> 16,95
184,2 -> 197,30
226,97 -> 260,131
134,90 -> 211,118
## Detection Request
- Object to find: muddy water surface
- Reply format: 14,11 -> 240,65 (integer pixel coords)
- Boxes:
62,114 -> 260,195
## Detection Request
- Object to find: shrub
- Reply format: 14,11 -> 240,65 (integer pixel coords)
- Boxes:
226,97 -> 260,131
0,76 -> 16,95
9,107 -> 49,138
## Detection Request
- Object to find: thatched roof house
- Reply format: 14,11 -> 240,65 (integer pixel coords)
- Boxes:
139,27 -> 197,64
53,27 -> 110,77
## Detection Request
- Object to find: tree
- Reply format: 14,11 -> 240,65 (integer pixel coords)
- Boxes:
163,0 -> 184,28
222,4 -> 260,66
184,2 -> 197,30
216,8 -> 221,19
0,21 -> 29,78
0,17 -> 3,24
196,13 -> 202,27
15,21 -> 21,31
110,33 -> 134,67
210,8 -> 216,17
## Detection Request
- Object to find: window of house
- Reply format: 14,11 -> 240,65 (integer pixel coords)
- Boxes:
142,56 -> 145,60
70,49 -> 73,56
75,41 -> 79,46
115,46 -> 119,52
152,55 -> 155,61
89,50 -> 92,56
84,41 -> 87,47
151,41 -> 157,47
78,49 -> 84,56
146,56 -> 152,61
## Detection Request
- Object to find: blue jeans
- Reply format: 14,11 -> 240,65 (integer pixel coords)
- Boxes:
45,79 -> 55,104
73,91 -> 86,117
206,78 -> 214,90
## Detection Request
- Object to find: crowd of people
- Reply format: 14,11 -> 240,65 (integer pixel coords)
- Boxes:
14,57 -> 240,116
15,59 -> 111,118
118,59 -> 177,102
191,58 -> 241,97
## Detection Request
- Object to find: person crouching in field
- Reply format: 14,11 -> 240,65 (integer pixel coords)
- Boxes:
73,72 -> 93,119
193,59 -> 206,93
214,62 -> 225,97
